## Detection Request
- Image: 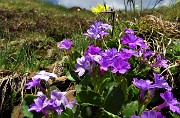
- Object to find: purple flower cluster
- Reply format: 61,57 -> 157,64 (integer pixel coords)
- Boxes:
84,20 -> 112,41
122,28 -> 145,49
75,28 -> 156,77
132,110 -> 166,118
75,45 -> 133,76
133,73 -> 171,100
29,90 -> 77,117
25,71 -> 57,90
133,73 -> 180,114
25,71 -> 77,117
121,28 -> 169,67
58,38 -> 72,50
121,28 -> 154,61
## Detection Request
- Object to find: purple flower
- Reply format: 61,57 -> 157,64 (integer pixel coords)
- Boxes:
111,57 -> 131,74
124,28 -> 134,34
75,56 -> 91,77
101,48 -> 119,61
121,28 -> 144,49
131,110 -> 166,118
101,23 -> 112,30
35,70 -> 57,81
98,48 -> 119,70
25,71 -> 57,90
99,58 -> 111,71
84,20 -> 112,41
142,50 -> 153,57
85,45 -> 102,63
151,54 -> 169,68
58,38 -> 72,50
49,90 -> 68,114
29,90 -> 77,116
51,90 -> 67,100
25,77 -> 42,89
140,49 -> 154,62
29,92 -> 49,118
85,45 -> 101,55
156,91 -> 180,114
137,44 -> 153,61
119,48 -> 135,60
153,73 -> 171,91
62,98 -> 77,110
50,90 -> 77,115
133,78 -> 153,100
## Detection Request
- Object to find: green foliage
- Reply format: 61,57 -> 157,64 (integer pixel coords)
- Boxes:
0,0 -> 94,73
76,90 -> 104,106
0,0 -> 94,41
103,87 -> 125,115
166,40 -> 180,62
170,111 -> 180,118
58,108 -> 74,118
98,77 -> 111,94
66,71 -> 76,82
57,113 -> 69,118
79,104 -> 120,118
101,109 -> 120,118
127,85 -> 139,102
122,101 -> 138,118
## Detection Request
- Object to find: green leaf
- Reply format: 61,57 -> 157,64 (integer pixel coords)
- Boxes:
57,109 -> 74,118
79,105 -> 120,118
72,50 -> 81,61
64,108 -> 74,118
105,81 -> 117,90
98,78 -> 111,94
101,108 -> 120,118
22,95 -> 44,118
119,77 -> 128,103
75,84 -> 82,91
107,40 -> 118,49
80,74 -> 93,89
170,111 -> 180,118
50,85 -> 59,91
79,104 -> 100,118
58,112 -> 69,118
66,71 -> 76,81
122,101 -> 138,118
72,104 -> 82,118
76,90 -> 104,106
127,85 -> 139,102
103,87 -> 125,115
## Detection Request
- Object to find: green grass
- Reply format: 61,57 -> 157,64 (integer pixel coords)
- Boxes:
0,33 -> 54,72
0,0 -> 96,73
0,0 -> 71,15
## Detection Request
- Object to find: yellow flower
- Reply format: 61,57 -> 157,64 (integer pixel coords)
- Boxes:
91,3 -> 109,14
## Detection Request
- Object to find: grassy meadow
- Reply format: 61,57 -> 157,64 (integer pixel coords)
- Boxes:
0,0 -> 180,117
